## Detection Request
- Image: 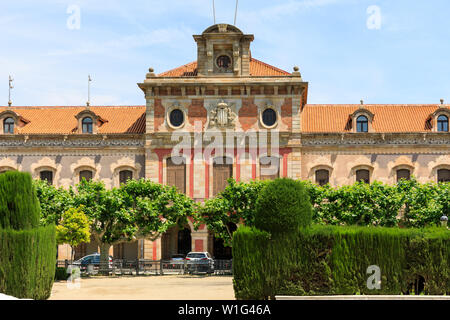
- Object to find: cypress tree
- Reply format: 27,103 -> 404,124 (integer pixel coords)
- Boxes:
0,171 -> 56,299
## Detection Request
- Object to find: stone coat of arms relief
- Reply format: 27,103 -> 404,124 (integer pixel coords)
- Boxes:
209,100 -> 236,128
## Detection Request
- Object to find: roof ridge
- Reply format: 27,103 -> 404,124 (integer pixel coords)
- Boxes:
250,57 -> 290,75
0,105 -> 146,109
157,61 -> 197,77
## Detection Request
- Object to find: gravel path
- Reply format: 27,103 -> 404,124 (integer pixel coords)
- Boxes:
49,275 -> 235,300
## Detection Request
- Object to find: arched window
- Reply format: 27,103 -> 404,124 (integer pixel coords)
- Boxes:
40,170 -> 54,185
356,115 -> 368,133
356,169 -> 370,184
437,115 -> 449,132
315,169 -> 330,186
82,117 -> 93,134
79,170 -> 93,182
119,170 -> 133,185
3,117 -> 14,134
396,169 -> 411,182
437,169 -> 450,183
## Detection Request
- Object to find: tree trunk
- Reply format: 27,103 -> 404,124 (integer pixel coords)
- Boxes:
99,243 -> 111,275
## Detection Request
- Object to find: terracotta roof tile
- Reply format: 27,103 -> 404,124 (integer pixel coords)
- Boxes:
302,104 -> 448,133
157,58 -> 290,77
0,106 -> 146,134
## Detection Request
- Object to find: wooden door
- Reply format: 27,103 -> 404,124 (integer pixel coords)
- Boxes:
166,157 -> 186,194
213,158 -> 233,196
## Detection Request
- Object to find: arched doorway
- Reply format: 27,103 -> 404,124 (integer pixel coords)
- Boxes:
177,228 -> 192,255
212,223 -> 237,259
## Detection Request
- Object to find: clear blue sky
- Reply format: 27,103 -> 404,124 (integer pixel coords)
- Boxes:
1,0 -> 450,106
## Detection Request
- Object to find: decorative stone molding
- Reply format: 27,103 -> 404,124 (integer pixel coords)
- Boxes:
70,157 -> 101,184
75,109 -> 106,134
387,156 -> 416,182
208,100 -> 236,128
110,157 -> 142,187
165,102 -> 187,130
0,138 -> 145,148
346,156 -> 378,183
0,157 -> 21,172
428,154 -> 450,181
430,107 -> 450,132
350,107 -> 375,133
0,110 -> 22,134
259,103 -> 279,129
31,157 -> 62,186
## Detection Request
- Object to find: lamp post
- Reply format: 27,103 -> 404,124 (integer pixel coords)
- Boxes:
440,215 -> 448,228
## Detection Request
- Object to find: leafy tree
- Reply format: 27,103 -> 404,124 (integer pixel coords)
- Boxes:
194,179 -> 269,247
33,179 -> 74,226
56,206 -> 91,261
72,179 -> 194,272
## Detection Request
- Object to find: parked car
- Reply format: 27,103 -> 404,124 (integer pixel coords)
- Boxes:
185,252 -> 214,274
170,254 -> 186,265
73,253 -> 113,269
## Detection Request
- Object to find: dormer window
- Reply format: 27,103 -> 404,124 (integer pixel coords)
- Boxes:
82,117 -> 93,134
350,108 -> 374,133
356,115 -> 368,133
3,117 -> 14,134
437,115 -> 448,132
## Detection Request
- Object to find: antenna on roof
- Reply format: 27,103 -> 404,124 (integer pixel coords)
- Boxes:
212,0 -> 216,24
234,0 -> 239,25
8,75 -> 13,107
87,75 -> 92,107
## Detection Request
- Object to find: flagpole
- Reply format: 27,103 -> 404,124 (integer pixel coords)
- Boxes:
234,0 -> 239,25
213,0 -> 216,24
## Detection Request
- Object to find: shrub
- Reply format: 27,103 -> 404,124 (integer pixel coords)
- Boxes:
0,171 -> 40,229
254,178 -> 312,234
232,225 -> 450,299
0,171 -> 56,299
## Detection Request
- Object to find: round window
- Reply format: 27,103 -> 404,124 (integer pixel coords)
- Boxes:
216,55 -> 231,69
262,108 -> 277,127
169,109 -> 184,128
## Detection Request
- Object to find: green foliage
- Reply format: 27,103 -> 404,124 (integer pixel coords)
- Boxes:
0,171 -> 40,229
254,178 -> 312,234
33,179 -> 74,226
0,171 -> 56,299
72,179 -> 195,268
232,225 -> 450,299
55,267 -> 69,281
0,225 -> 56,299
56,207 -> 91,261
195,179 -> 268,246
396,179 -> 450,227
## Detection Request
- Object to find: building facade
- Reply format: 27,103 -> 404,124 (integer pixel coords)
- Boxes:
1,24 -> 449,260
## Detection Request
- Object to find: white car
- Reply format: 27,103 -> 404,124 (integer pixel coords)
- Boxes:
185,252 -> 214,274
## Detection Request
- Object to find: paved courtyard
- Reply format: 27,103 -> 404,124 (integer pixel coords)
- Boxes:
49,275 -> 235,300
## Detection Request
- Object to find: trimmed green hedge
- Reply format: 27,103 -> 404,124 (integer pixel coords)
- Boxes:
255,178 -> 312,234
0,225 -> 56,299
0,171 -> 40,229
233,226 -> 450,299
0,171 -> 56,300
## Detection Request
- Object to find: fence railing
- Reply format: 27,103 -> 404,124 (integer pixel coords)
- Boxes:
56,259 -> 232,277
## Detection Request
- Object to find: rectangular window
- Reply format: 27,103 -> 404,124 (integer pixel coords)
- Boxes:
40,171 -> 53,185
119,170 -> 133,185
79,170 -> 93,182
396,169 -> 411,182
166,158 -> 186,194
315,170 -> 330,186
356,169 -> 370,184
